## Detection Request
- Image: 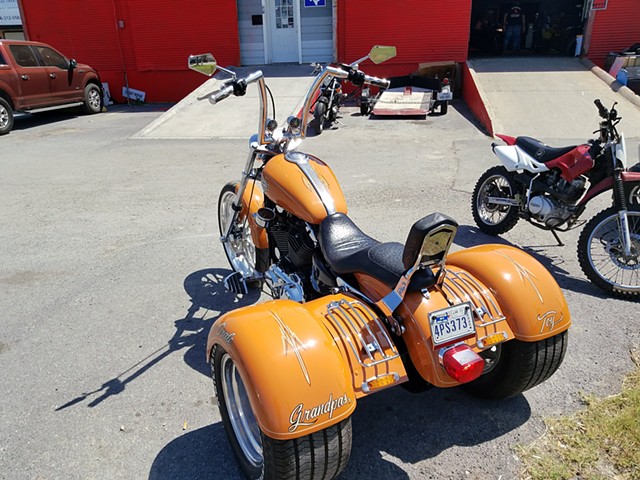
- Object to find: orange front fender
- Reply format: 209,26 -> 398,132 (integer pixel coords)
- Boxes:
447,244 -> 571,341
235,180 -> 269,249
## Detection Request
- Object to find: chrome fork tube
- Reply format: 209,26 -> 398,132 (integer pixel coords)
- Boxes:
221,149 -> 258,243
618,210 -> 633,257
221,76 -> 268,243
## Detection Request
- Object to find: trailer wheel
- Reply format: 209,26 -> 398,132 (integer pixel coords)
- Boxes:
212,344 -> 353,480
463,330 -> 568,400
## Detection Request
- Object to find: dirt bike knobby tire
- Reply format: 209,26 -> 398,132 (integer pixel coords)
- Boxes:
577,206 -> 640,298
211,345 -> 353,480
471,165 -> 520,236
463,330 -> 568,400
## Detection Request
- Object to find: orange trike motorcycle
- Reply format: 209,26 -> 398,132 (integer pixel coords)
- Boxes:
188,47 -> 570,480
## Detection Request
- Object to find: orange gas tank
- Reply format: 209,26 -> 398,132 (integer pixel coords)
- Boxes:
262,151 -> 348,224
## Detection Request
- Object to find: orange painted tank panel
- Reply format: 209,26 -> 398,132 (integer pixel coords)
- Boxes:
262,153 -> 347,224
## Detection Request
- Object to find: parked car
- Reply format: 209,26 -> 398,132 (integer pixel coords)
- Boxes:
0,40 -> 103,135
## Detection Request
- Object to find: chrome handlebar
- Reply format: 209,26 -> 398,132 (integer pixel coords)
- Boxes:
208,64 -> 389,144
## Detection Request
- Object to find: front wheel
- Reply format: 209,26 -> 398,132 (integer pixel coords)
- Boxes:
577,206 -> 640,297
218,182 -> 268,281
463,330 -> 568,400
212,345 -> 353,480
472,166 -> 520,236
82,84 -> 103,114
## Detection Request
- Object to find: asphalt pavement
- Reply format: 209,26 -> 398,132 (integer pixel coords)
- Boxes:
0,63 -> 639,480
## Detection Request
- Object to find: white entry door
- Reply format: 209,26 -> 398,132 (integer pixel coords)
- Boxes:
267,0 -> 300,63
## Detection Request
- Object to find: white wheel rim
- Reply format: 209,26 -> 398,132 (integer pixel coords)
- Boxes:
587,211 -> 640,292
476,174 -> 514,226
0,104 -> 8,129
219,190 -> 257,278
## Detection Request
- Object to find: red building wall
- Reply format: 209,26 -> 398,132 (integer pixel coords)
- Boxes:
19,0 -> 240,102
587,0 -> 640,68
337,0 -> 472,78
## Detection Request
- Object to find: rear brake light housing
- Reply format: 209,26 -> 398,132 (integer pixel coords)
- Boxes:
439,344 -> 484,384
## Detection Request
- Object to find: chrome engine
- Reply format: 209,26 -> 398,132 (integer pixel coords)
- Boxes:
528,173 -> 586,227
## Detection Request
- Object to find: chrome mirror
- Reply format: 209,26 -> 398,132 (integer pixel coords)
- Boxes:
188,53 -> 217,77
369,46 -> 397,65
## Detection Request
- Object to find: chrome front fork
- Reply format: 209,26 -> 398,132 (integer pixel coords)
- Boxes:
618,210 -> 633,257
221,149 -> 258,243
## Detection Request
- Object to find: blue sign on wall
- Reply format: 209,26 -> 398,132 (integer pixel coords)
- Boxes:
304,0 -> 326,7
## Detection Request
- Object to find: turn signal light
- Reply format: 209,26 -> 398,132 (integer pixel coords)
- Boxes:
362,373 -> 399,393
441,344 -> 484,384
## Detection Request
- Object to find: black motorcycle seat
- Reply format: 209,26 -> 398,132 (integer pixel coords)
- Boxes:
318,213 -> 406,288
516,136 -> 576,163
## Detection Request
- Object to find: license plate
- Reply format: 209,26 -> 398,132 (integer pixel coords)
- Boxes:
437,90 -> 453,101
429,302 -> 475,347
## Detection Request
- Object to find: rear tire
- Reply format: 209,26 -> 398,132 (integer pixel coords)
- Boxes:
82,84 -> 103,114
439,101 -> 448,115
472,166 -> 520,235
212,345 -> 353,480
463,330 -> 568,400
0,97 -> 14,135
577,206 -> 640,297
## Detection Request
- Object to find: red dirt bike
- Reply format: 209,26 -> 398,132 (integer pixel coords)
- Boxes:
472,99 -> 640,298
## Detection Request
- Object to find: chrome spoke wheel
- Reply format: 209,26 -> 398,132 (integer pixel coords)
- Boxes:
220,354 -> 263,468
476,174 -> 514,226
586,210 -> 640,293
219,188 -> 257,278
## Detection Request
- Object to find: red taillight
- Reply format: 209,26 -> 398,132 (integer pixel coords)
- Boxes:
441,344 -> 484,384
442,77 -> 450,86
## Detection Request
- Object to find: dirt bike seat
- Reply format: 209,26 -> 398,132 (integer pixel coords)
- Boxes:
516,136 -> 576,163
318,213 -> 406,288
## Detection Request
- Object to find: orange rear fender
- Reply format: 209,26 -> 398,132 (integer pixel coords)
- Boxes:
207,297 -> 358,440
447,245 -> 571,341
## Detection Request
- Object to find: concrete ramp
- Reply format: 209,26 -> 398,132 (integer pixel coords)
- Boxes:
135,64 -> 316,140
467,57 -> 640,143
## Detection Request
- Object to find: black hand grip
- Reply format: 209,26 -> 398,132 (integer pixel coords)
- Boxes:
594,99 -> 608,118
347,69 -> 366,86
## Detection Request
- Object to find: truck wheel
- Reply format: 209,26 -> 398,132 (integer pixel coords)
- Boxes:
463,330 -> 568,400
0,97 -> 14,135
82,84 -> 103,114
212,345 -> 353,480
472,166 -> 520,236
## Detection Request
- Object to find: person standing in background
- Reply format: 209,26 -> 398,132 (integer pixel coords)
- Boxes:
503,5 -> 526,53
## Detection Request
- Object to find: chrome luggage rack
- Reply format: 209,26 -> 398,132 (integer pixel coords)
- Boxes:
326,299 -> 399,368
440,269 -> 506,327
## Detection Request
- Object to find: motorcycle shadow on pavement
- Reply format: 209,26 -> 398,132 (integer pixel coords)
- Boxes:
148,382 -> 531,480
54,268 -> 260,411
344,387 -> 531,479
454,225 -> 608,299
149,423 -> 245,480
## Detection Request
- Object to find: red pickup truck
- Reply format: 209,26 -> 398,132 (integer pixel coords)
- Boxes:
0,40 -> 103,135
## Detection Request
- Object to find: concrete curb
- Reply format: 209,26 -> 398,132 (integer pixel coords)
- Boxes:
465,60 -> 502,137
580,57 -> 640,110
